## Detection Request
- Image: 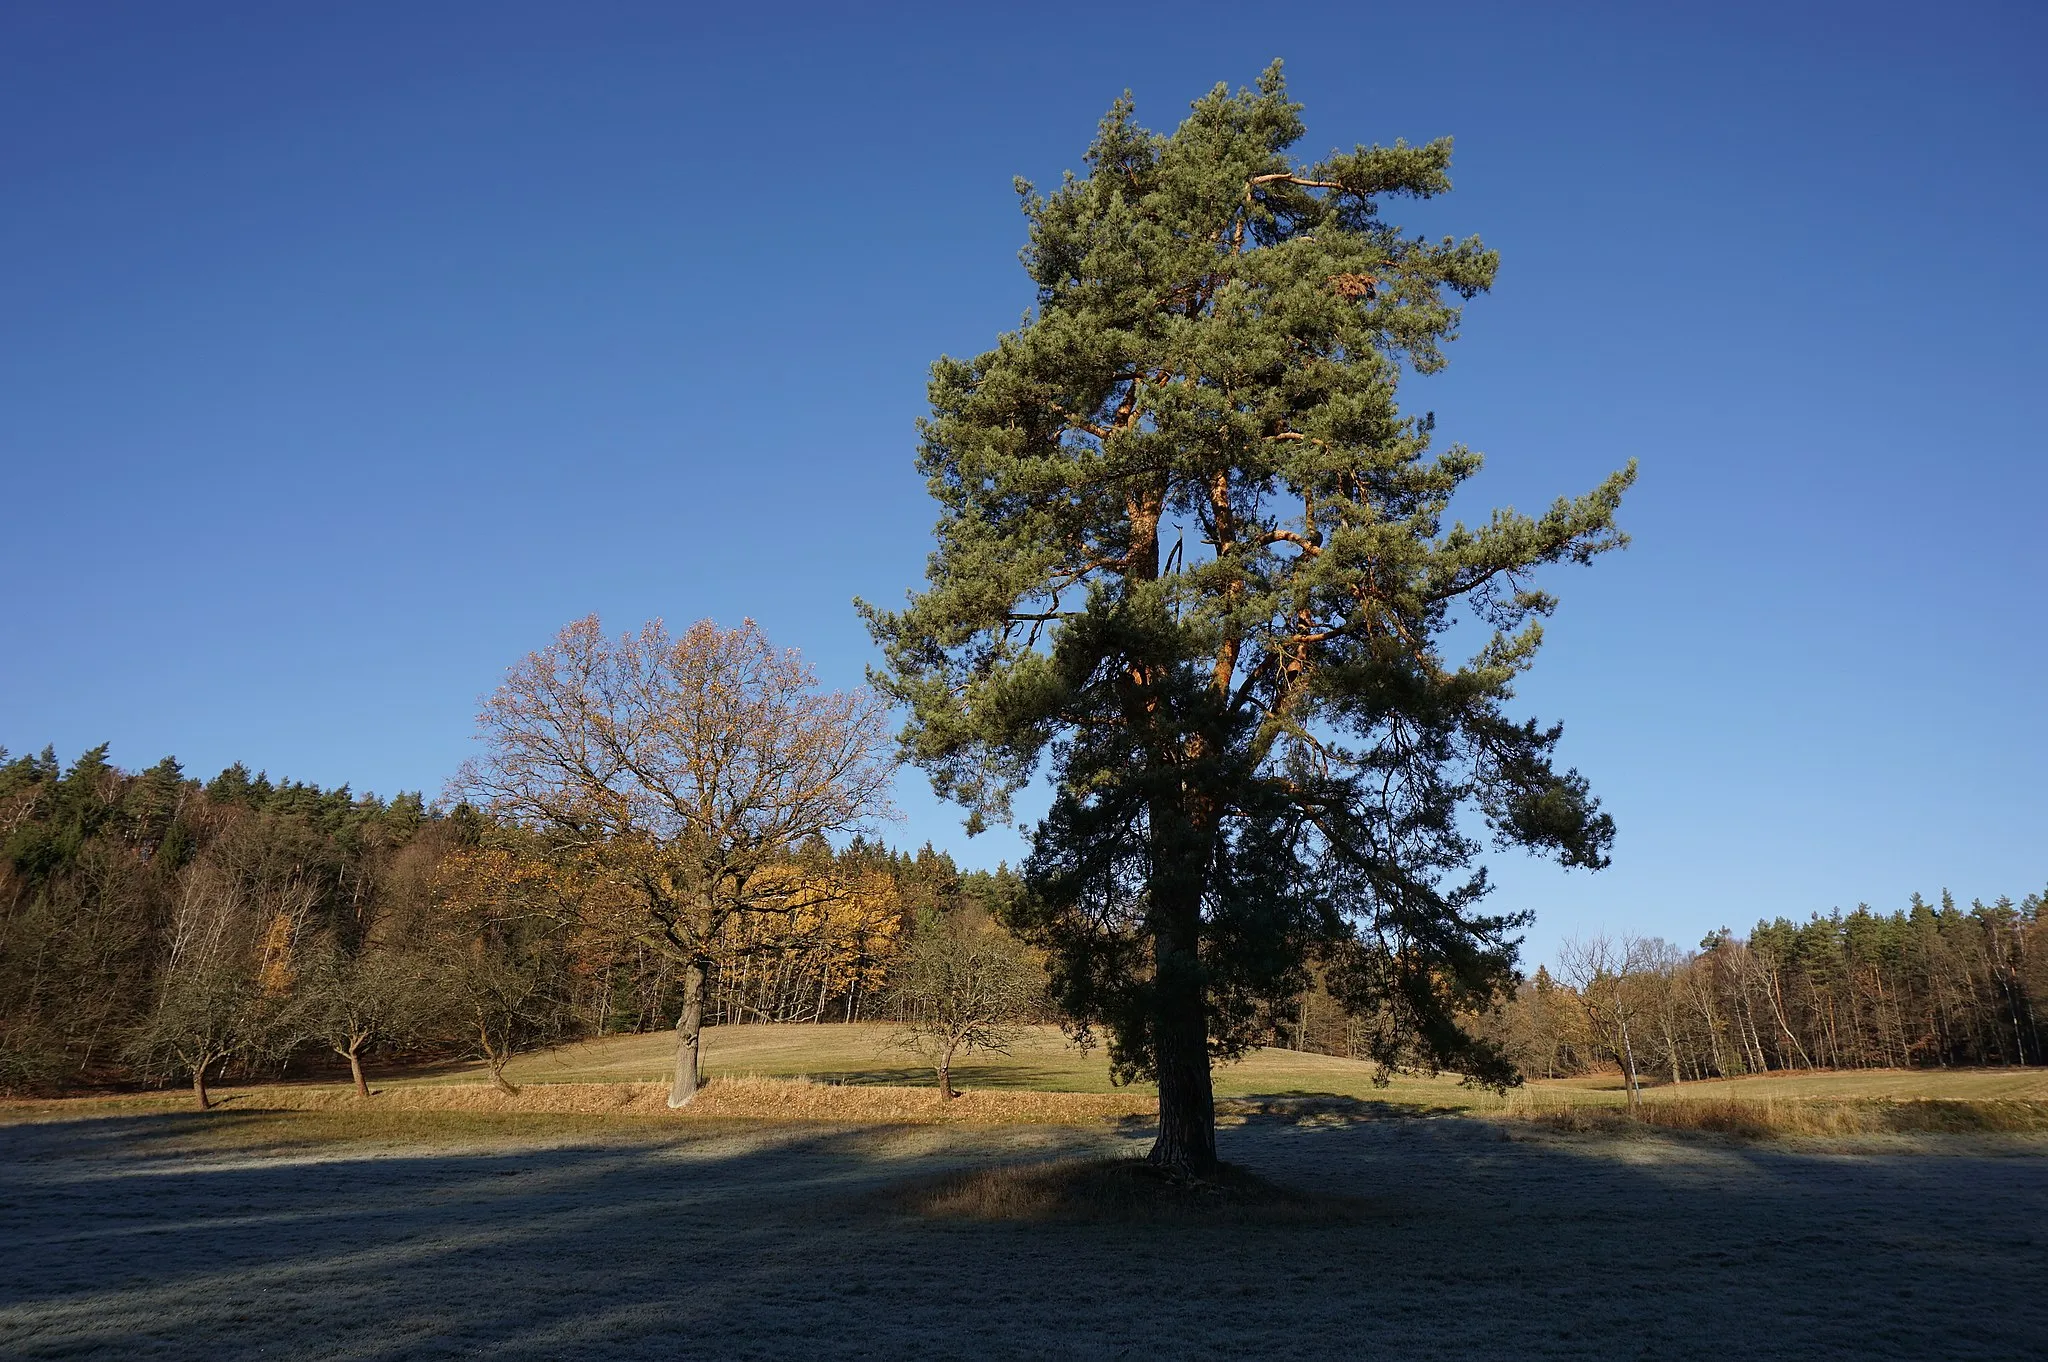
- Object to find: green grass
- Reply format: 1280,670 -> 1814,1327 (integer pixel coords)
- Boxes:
404,1021 -> 1486,1104
411,1022 -> 2048,1109
12,1025 -> 2046,1146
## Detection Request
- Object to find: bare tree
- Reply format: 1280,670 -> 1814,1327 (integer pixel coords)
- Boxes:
426,842 -> 577,1095
457,616 -> 895,1106
126,954 -> 270,1109
1559,933 -> 1659,1111
891,910 -> 1037,1099
433,929 -> 567,1095
298,937 -> 429,1097
124,855 -> 303,1109
1637,938 -> 1691,1085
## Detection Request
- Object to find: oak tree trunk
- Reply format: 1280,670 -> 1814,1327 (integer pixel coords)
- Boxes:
668,958 -> 707,1108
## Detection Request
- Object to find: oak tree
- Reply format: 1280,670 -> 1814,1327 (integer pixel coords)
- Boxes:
864,65 -> 1632,1173
459,617 -> 894,1105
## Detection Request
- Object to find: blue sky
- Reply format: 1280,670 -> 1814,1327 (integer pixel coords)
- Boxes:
3,2 -> 2042,964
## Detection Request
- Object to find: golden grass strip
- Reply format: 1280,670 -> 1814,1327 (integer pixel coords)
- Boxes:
1,1076 -> 1158,1128
1510,1097 -> 2048,1139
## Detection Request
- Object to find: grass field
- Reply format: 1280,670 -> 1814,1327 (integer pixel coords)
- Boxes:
399,1020 -> 2037,1097
412,1021 -> 1502,1104
10,1023 -> 2048,1134
5,1094 -> 2045,1359
5,1024 -> 2047,1358
413,1020 -> 2048,1115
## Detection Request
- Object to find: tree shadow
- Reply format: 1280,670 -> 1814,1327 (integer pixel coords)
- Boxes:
3,1104 -> 2044,1360
1216,1092 -> 1466,1127
791,1063 -> 1117,1092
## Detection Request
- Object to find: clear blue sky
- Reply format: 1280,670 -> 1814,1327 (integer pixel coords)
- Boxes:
3,2 -> 2041,964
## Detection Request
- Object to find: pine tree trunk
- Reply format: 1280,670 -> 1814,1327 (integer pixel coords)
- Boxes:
668,958 -> 707,1108
1147,896 -> 1217,1176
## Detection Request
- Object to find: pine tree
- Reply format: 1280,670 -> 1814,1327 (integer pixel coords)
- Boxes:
864,64 -> 1632,1172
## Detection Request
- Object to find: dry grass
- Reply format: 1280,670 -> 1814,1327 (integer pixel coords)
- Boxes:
12,1024 -> 2046,1155
0,1074 -> 1155,1135
674,1076 -> 1151,1125
1509,1097 -> 2048,1140
879,1155 -> 1363,1224
398,1022 -> 1451,1102
1522,1066 -> 2048,1104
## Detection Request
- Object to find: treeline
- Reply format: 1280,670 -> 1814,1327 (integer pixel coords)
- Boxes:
0,744 -> 1012,1097
1475,895 -> 2048,1086
9,742 -> 2041,1098
1227,897 -> 2048,1082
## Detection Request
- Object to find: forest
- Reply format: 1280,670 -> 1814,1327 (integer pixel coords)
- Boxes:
4,739 -> 2040,1099
1477,896 -> 2048,1087
0,741 -> 1017,1099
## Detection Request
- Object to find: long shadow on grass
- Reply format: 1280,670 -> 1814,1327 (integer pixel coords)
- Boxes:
2,1106 -> 2045,1361
757,1063 -> 1121,1092
1217,1092 -> 1467,1126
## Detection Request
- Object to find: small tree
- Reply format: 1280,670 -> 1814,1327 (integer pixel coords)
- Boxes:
891,911 -> 1038,1099
458,616 -> 895,1106
1559,933 -> 1656,1110
126,852 -> 302,1110
436,932 -> 566,1095
126,953 -> 274,1109
298,938 -> 428,1097
429,844 -> 574,1096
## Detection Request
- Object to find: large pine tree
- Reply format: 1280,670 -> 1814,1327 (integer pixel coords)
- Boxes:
864,64 -> 1633,1173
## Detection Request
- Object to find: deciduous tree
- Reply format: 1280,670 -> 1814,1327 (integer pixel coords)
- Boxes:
891,909 -> 1037,1098
458,617 -> 895,1105
428,844 -> 574,1094
1559,933 -> 1657,1109
298,936 -> 429,1097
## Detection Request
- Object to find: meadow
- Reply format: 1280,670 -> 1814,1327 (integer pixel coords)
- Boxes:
4,1027 -> 2045,1360
11,1022 -> 2048,1138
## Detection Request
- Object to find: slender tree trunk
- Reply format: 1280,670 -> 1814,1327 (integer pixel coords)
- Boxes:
192,1064 -> 211,1111
1617,1016 -> 1642,1111
668,958 -> 707,1108
938,1035 -> 959,1100
348,1044 -> 369,1098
